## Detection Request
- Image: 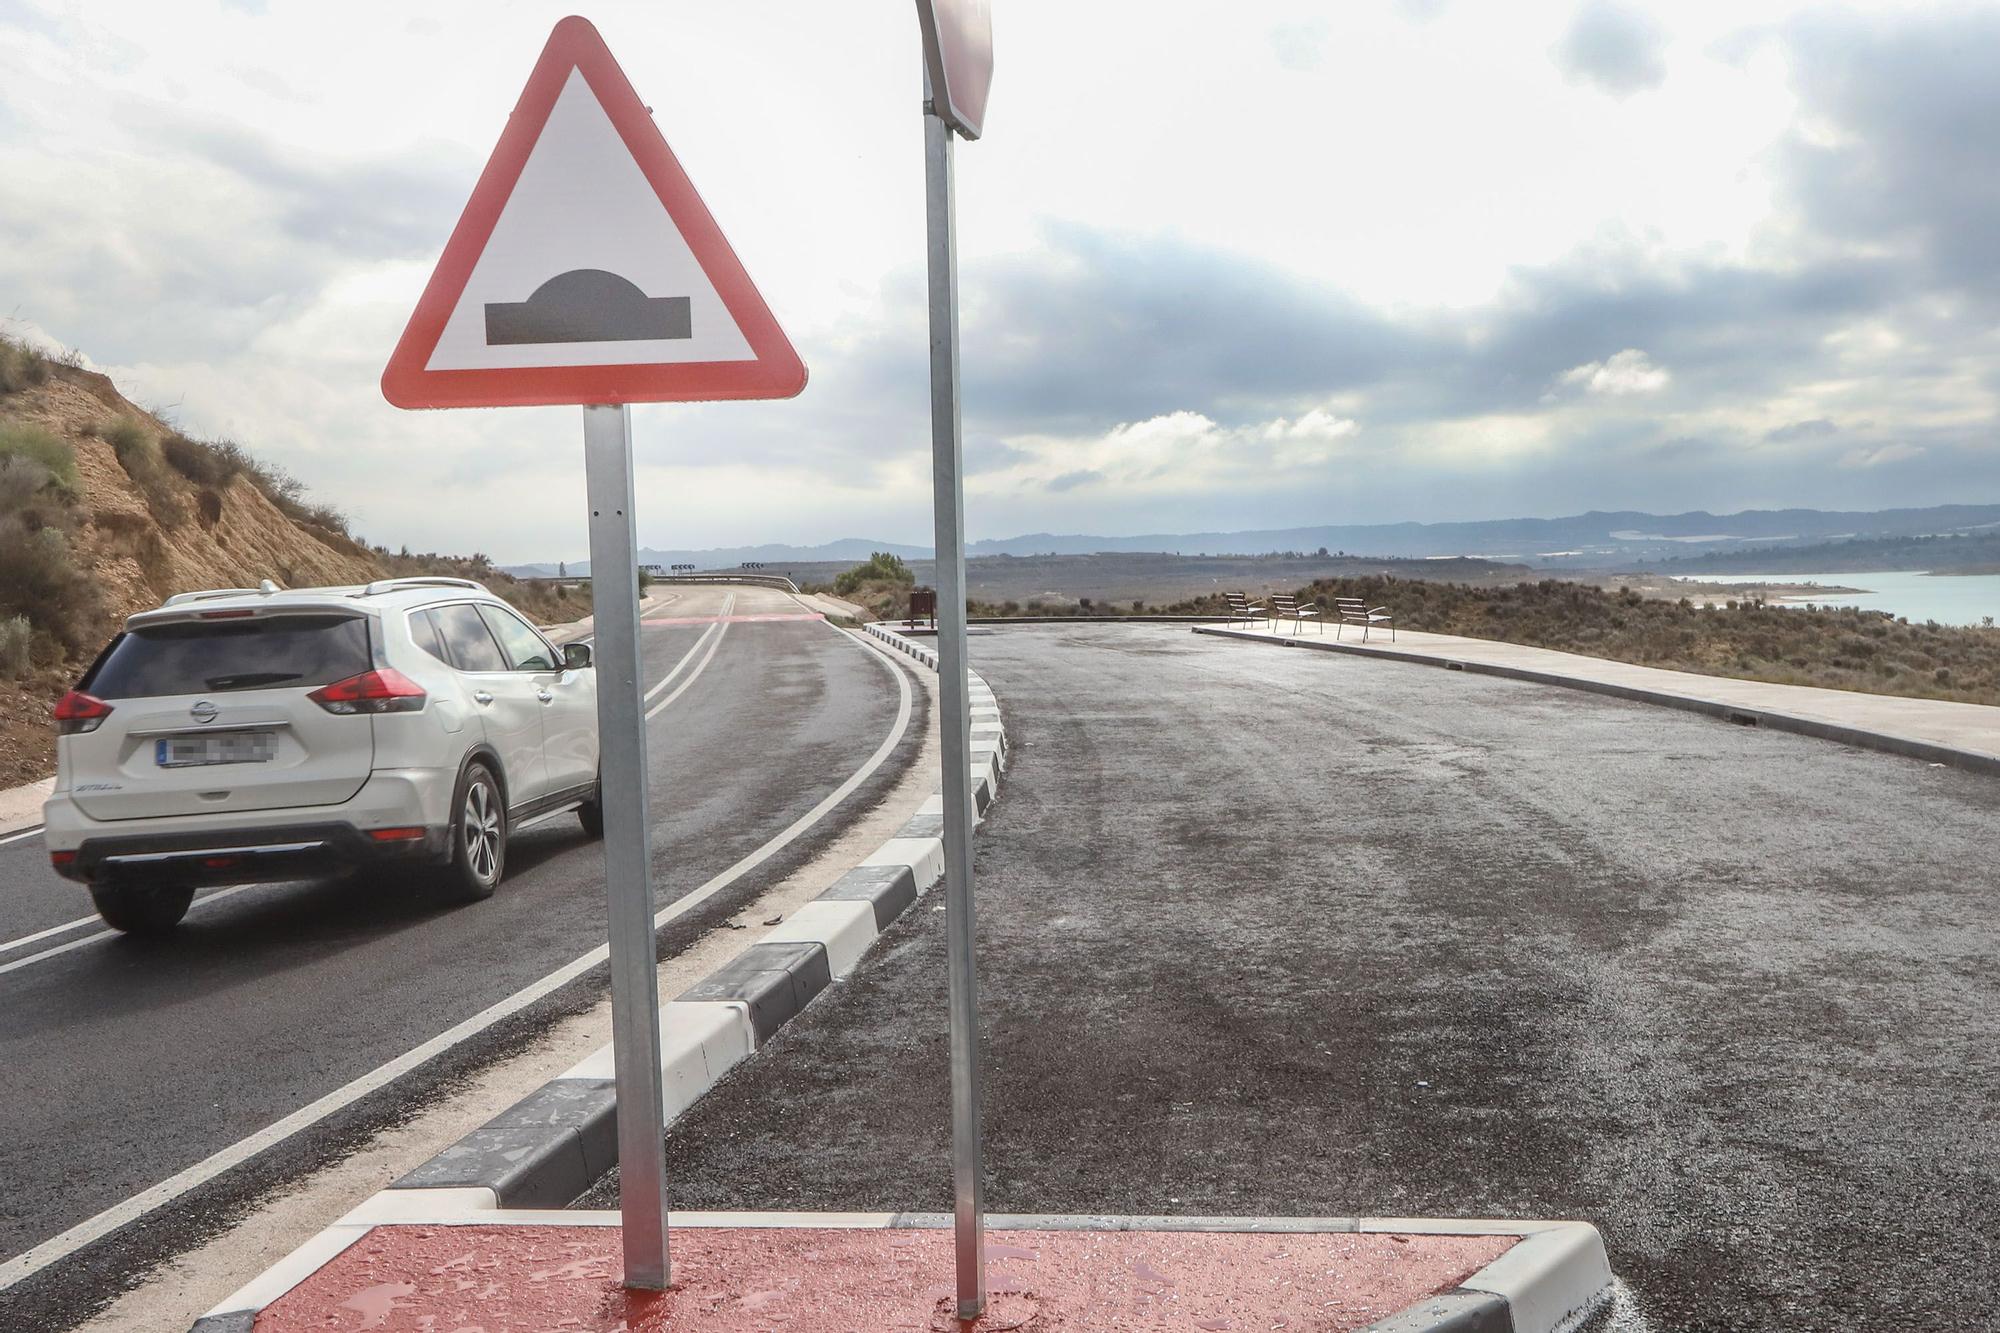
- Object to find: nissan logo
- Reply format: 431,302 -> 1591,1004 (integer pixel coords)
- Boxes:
191,700 -> 219,725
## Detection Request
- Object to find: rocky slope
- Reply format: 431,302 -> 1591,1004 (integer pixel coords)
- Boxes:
13,367 -> 381,622
0,347 -> 600,789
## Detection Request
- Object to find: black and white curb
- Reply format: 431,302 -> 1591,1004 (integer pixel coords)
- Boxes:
192,1211 -> 1608,1333
190,625 -> 1004,1331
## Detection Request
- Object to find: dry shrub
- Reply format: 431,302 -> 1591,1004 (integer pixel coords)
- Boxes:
105,419 -> 188,525
0,422 -> 79,496
0,454 -> 54,516
160,433 -> 239,487
0,614 -> 30,678
1296,575 -> 2000,707
0,337 -> 51,395
0,517 -> 103,656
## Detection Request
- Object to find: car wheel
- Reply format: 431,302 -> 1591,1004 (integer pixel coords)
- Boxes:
90,883 -> 195,935
578,775 -> 603,838
447,762 -> 506,901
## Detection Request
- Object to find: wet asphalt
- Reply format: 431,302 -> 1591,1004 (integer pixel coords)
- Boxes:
584,624 -> 1999,1332
0,590 -> 921,1331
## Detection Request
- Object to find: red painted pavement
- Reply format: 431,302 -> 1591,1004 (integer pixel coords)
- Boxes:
642,613 -> 827,625
255,1223 -> 1512,1331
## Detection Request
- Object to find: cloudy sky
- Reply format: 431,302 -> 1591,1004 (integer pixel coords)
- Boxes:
2,1 -> 1995,562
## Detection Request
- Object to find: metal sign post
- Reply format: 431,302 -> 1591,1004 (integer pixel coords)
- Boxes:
924,100 -> 986,1322
915,1 -> 994,1320
381,17 -> 807,1292
582,403 -> 671,1288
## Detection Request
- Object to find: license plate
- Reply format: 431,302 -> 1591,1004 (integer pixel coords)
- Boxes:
155,732 -> 277,768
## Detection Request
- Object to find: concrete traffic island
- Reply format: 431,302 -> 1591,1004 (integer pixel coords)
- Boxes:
201,1211 -> 1611,1332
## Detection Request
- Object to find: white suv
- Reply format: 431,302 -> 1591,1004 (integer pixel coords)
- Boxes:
43,577 -> 601,933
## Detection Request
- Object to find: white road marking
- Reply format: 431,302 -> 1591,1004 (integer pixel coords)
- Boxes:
0,911 -> 102,957
0,885 -> 260,978
643,591 -> 733,706
0,825 -> 43,847
646,618 -> 731,720
0,883 -> 251,957
0,604 -> 912,1291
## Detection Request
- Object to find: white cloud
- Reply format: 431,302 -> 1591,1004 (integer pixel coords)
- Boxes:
1552,348 -> 1672,397
1838,443 -> 1924,469
0,0 -> 1994,559
1268,20 -> 1330,72
976,407 -> 1362,504
1553,0 -> 1671,96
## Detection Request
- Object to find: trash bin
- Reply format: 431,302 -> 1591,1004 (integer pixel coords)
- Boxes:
909,587 -> 938,627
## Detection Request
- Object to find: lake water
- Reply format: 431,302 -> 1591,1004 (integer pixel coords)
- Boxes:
1675,570 -> 2000,627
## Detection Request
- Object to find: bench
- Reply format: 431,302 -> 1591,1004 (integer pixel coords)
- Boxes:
1334,597 -> 1394,642
1269,593 -> 1323,634
1223,591 -> 1268,628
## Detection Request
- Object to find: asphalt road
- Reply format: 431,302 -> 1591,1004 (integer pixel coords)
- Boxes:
0,585 -> 922,1330
587,623 -> 1999,1332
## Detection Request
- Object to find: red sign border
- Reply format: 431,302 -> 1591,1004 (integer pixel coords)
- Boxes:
382,16 -> 807,409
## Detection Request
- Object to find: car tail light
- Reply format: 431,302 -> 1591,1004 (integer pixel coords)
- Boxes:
50,849 -> 77,867
308,668 -> 427,715
368,826 -> 426,842
53,690 -> 114,735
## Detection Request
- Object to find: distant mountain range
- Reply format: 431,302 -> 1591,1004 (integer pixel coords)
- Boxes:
509,503 -> 2000,576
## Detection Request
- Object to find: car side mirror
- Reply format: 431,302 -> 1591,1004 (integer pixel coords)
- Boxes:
563,642 -> 593,670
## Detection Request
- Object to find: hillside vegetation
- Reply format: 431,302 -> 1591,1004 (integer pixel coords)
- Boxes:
0,336 -> 588,786
1292,576 -> 2000,707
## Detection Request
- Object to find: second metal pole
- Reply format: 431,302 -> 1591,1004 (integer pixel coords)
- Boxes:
581,403 -> 672,1291
923,106 -> 987,1321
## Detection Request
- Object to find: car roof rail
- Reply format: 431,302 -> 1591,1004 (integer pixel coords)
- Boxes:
161,586 -> 269,606
355,576 -> 488,598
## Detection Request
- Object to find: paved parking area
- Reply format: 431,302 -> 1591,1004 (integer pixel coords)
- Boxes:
585,624 -> 2000,1331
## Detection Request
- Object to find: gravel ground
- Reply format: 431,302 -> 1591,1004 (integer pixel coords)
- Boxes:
584,624 -> 1999,1332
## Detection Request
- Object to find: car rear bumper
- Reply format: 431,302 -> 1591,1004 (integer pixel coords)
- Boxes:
42,768 -> 458,887
53,822 -> 451,888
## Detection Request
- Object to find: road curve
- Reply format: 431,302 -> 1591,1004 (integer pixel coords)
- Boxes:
0,585 -> 922,1330
633,623 -> 1999,1332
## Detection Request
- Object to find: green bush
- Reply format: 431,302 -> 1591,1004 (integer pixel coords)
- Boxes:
0,614 -> 30,678
834,551 -> 915,595
0,337 -> 51,395
0,518 -> 102,655
103,418 -> 147,455
0,422 -> 79,496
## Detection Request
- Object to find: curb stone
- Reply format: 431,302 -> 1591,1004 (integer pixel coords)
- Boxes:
188,625 -> 1006,1331
1194,623 -> 2000,778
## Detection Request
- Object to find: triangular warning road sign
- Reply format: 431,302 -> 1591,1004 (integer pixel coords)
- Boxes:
382,16 -> 806,409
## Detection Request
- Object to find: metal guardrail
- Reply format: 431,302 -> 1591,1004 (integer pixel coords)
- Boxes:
648,572 -> 802,594
514,573 -> 804,594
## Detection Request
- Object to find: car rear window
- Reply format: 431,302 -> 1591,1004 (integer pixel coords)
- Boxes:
85,614 -> 372,699
407,608 -> 449,663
